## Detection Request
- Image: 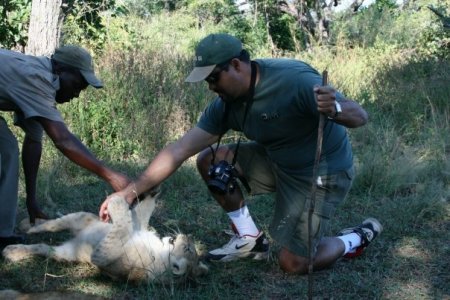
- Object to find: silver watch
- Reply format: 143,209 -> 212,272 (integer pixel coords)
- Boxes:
328,101 -> 342,119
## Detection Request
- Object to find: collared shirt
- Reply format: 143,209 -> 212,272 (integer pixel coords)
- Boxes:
197,58 -> 353,176
0,49 -> 63,141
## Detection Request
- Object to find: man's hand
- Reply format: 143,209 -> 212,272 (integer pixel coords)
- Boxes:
314,85 -> 369,128
314,85 -> 337,117
99,196 -> 112,222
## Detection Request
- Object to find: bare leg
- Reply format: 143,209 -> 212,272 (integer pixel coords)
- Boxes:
278,237 -> 345,274
22,136 -> 49,224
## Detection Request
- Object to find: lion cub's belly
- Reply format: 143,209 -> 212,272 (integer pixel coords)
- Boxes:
106,231 -> 170,281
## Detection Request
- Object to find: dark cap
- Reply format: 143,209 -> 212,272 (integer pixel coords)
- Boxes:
52,45 -> 103,88
185,33 -> 242,82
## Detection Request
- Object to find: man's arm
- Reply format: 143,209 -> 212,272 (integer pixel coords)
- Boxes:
315,85 -> 368,128
99,126 -> 219,221
37,117 -> 129,191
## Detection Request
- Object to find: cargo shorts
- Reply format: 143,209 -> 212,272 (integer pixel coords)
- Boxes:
231,141 -> 354,257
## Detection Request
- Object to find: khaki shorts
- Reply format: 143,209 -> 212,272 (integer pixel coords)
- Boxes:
231,142 -> 354,257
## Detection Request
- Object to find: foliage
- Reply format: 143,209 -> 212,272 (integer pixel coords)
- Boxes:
0,0 -> 126,51
184,0 -> 254,44
0,0 -> 31,49
260,0 -> 298,51
61,0 -> 125,51
332,0 -> 449,59
123,0 -> 178,16
374,0 -> 398,11
418,4 -> 450,59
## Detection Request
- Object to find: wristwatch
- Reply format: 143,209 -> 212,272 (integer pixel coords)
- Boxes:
328,101 -> 342,119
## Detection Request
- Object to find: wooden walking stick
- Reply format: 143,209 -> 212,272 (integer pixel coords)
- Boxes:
308,70 -> 328,300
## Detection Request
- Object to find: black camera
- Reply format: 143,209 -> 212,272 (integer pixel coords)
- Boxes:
207,160 -> 238,195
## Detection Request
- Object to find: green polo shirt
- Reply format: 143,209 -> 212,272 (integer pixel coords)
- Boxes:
197,58 -> 353,176
0,49 -> 63,141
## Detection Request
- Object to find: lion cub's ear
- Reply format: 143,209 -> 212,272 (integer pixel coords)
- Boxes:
192,261 -> 209,277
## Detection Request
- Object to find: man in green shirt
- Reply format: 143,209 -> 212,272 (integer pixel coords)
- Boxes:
0,46 -> 129,248
100,34 -> 382,274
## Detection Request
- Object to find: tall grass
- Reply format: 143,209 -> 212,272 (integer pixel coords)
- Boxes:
2,9 -> 449,300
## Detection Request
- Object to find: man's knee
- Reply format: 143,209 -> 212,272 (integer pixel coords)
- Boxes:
196,146 -> 235,175
278,247 -> 309,275
196,148 -> 213,176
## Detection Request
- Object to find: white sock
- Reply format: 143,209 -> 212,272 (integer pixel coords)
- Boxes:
227,206 -> 259,237
337,233 -> 362,255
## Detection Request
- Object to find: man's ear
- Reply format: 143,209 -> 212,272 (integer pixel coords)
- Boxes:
229,58 -> 243,72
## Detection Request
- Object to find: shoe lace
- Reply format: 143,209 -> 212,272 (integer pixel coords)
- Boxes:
353,227 -> 371,246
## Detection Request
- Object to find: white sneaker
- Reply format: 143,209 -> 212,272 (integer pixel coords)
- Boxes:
207,231 -> 269,262
337,217 -> 383,258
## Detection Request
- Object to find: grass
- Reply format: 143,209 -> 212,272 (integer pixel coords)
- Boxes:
1,14 -> 449,299
1,158 -> 448,299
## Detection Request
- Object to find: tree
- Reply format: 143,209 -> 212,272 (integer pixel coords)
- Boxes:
240,0 -> 337,52
26,0 -> 64,55
25,0 -> 119,55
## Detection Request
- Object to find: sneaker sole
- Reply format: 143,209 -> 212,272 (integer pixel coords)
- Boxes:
363,217 -> 383,236
207,250 -> 269,263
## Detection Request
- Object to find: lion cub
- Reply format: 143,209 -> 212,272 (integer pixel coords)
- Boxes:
2,194 -> 208,282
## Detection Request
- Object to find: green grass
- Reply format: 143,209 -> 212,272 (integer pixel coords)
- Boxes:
2,159 -> 448,299
1,13 -> 449,299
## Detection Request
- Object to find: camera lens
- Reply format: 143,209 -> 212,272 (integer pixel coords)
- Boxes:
207,179 -> 227,195
207,160 -> 236,195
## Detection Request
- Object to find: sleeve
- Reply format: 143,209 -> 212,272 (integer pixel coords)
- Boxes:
196,97 -> 229,136
296,69 -> 323,117
7,63 -> 63,123
14,112 -> 44,142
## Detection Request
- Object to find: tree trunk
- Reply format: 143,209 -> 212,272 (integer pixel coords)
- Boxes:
26,0 -> 64,56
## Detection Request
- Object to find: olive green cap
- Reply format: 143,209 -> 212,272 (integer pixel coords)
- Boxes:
185,33 -> 242,82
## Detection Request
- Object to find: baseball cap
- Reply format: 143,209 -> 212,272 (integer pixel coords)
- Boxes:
52,45 -> 103,88
185,33 -> 242,82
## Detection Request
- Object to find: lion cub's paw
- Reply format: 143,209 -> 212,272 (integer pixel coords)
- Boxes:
2,245 -> 31,262
108,196 -> 129,218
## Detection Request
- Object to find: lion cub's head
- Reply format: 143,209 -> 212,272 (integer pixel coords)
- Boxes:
161,234 -> 208,279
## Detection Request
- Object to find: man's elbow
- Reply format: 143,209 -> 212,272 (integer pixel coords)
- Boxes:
357,111 -> 369,127
346,111 -> 369,128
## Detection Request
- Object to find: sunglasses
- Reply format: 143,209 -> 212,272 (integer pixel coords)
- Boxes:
205,63 -> 230,84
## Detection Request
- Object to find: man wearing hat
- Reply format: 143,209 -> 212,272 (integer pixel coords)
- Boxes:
0,46 -> 129,248
100,33 -> 382,274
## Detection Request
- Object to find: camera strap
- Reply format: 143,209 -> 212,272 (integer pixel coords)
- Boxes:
209,61 -> 257,193
232,61 -> 257,164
